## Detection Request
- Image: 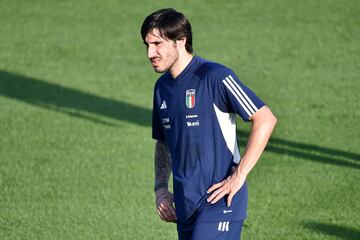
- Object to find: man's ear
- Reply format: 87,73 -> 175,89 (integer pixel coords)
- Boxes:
176,37 -> 186,49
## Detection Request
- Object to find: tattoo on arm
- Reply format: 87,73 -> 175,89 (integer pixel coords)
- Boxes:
154,140 -> 172,192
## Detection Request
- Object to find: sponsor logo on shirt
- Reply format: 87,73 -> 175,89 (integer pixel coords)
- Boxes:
162,118 -> 170,123
160,100 -> 167,110
185,114 -> 198,119
185,89 -> 195,109
186,120 -> 199,127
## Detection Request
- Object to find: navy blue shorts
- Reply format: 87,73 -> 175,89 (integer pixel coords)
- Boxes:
178,220 -> 244,240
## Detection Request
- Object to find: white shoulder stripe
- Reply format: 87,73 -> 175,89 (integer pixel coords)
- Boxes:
222,79 -> 252,117
228,75 -> 258,112
224,77 -> 255,115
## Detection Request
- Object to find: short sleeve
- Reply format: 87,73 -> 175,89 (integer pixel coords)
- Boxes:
152,87 -> 166,140
214,70 -> 265,121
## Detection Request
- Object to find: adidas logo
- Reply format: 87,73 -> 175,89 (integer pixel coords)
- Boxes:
218,221 -> 230,232
160,100 -> 167,110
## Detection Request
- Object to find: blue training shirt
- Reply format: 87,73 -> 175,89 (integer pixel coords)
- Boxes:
152,56 -> 265,231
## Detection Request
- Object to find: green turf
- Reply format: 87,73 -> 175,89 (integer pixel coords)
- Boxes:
0,0 -> 359,239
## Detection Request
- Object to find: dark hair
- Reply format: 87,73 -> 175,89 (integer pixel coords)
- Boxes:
141,8 -> 193,53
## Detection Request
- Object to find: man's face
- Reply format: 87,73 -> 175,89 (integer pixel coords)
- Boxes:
144,28 -> 179,73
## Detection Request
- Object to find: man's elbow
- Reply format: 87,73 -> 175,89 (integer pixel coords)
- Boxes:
266,108 -> 277,130
253,106 -> 277,129
269,111 -> 277,127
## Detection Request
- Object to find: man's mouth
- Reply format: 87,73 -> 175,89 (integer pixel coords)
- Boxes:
150,58 -> 161,65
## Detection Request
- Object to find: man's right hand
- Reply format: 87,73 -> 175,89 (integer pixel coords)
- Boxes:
155,188 -> 177,223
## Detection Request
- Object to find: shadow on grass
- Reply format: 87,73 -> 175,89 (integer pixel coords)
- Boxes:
237,129 -> 360,170
1,70 -> 359,169
303,221 -> 360,240
0,70 -> 151,127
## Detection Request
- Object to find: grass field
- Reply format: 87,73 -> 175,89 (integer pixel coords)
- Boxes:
0,0 -> 359,239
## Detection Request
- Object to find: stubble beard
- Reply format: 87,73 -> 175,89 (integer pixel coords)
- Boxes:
154,48 -> 179,74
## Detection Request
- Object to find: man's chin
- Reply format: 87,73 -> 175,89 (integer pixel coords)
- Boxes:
153,66 -> 166,73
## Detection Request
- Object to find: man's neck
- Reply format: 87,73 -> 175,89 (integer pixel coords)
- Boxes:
169,53 -> 193,79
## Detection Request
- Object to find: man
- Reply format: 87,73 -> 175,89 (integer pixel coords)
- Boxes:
141,8 -> 277,240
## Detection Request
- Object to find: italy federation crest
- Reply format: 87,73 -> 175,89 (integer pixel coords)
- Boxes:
185,89 -> 196,109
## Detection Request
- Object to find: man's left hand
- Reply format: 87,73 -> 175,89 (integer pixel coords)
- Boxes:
206,166 -> 246,207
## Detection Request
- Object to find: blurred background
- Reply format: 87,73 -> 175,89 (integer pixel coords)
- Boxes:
0,0 -> 359,239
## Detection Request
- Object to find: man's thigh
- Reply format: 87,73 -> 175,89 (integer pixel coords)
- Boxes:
178,220 -> 244,240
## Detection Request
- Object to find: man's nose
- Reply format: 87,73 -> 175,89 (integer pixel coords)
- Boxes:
147,45 -> 156,59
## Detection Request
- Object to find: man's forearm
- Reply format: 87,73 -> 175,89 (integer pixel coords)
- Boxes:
238,106 -> 277,177
206,106 -> 277,207
154,140 -> 172,192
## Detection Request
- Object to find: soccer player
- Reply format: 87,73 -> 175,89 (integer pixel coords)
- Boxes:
141,8 -> 277,240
